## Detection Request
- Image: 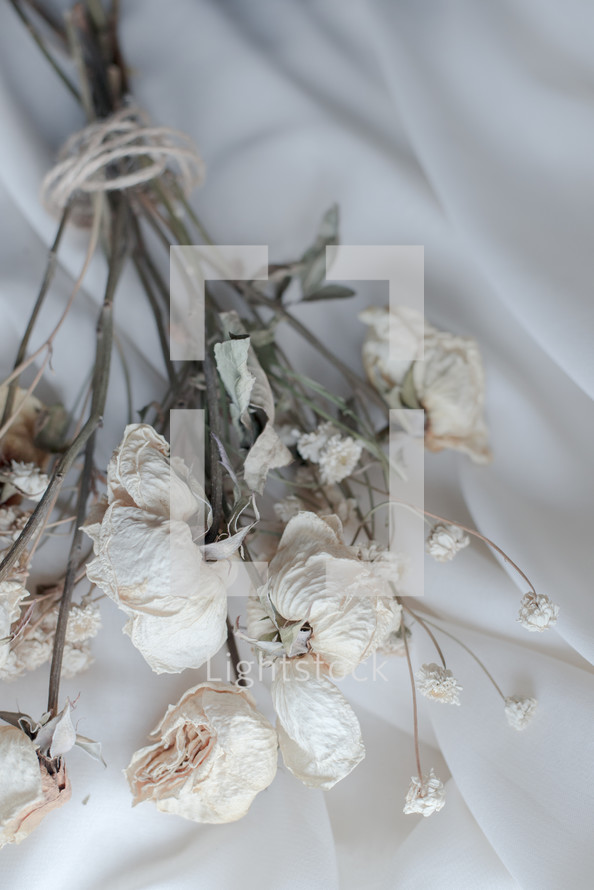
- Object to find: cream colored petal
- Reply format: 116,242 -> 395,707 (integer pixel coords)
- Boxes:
414,331 -> 491,463
108,424 -> 203,521
123,588 -> 227,674
86,505 -> 230,672
0,726 -> 44,847
272,658 -> 364,789
86,507 -> 201,611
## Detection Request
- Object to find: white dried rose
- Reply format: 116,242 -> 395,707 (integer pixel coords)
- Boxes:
360,305 -> 491,463
83,424 -> 233,674
416,663 -> 462,705
125,683 -> 278,823
518,592 -> 559,632
249,512 -> 400,678
1,461 -> 49,502
318,435 -> 363,485
248,512 -> 401,788
403,769 -> 446,817
504,696 -> 537,731
0,726 -> 71,848
425,523 -> 470,562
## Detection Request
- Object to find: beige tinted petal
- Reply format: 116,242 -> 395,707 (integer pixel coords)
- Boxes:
0,727 -> 44,847
272,658 -> 364,789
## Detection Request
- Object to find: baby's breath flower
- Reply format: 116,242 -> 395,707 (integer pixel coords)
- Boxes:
296,422 -> 337,462
3,462 -> 49,502
403,769 -> 445,817
64,602 -> 102,644
416,663 -> 462,705
61,642 -> 95,679
518,592 -> 559,632
504,696 -> 537,730
318,436 -> 363,485
425,523 -> 469,562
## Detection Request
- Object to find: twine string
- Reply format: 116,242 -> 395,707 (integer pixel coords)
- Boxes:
40,107 -> 205,221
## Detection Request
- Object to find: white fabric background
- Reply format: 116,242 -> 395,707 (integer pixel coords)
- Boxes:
0,1 -> 593,887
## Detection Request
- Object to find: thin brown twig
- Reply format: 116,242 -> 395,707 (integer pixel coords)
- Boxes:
401,601 -> 447,669
402,620 -> 423,781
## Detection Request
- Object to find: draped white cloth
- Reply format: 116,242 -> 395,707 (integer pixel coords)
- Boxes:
1,1 -> 593,887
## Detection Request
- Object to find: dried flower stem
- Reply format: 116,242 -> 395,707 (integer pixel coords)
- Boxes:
415,613 -> 505,701
46,197 -> 129,715
226,617 -> 246,687
0,199 -> 126,584
245,288 -> 387,411
400,602 -> 447,669
402,617 -> 423,782
203,348 -> 224,545
8,0 -> 81,102
393,500 -> 537,596
47,433 -> 95,715
0,204 -> 70,431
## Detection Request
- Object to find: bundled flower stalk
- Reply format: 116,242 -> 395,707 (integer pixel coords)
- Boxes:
0,0 -> 559,847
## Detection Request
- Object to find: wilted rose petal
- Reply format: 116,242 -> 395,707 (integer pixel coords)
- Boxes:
86,506 -> 229,673
0,726 -> 71,847
271,657 -> 364,789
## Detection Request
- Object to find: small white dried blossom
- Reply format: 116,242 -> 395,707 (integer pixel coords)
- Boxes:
61,641 -> 95,679
518,592 -> 559,632
318,436 -> 363,485
296,422 -> 337,462
64,602 -> 102,644
504,696 -> 537,731
426,523 -> 469,562
416,663 -> 462,705
403,769 -> 446,817
3,462 -> 49,502
0,600 -> 101,681
0,506 -> 29,549
273,495 -> 304,524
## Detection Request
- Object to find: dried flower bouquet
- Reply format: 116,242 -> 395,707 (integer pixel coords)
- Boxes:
0,0 -> 559,847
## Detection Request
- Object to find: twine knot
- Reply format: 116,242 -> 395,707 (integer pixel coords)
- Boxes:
41,106 -> 205,225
